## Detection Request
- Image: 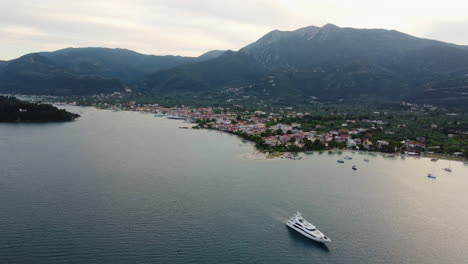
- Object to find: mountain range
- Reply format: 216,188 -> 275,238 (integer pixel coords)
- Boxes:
0,47 -> 225,96
2,24 -> 468,107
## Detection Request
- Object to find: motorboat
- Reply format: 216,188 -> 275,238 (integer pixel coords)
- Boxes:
337,159 -> 344,163
352,166 -> 357,170
286,212 -> 331,243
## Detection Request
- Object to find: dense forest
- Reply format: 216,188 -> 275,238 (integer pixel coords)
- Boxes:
0,96 -> 79,122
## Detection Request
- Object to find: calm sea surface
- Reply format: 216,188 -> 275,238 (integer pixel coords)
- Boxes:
1,106 -> 468,264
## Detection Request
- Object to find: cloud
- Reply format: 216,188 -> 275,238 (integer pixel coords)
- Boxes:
1,0 -> 468,60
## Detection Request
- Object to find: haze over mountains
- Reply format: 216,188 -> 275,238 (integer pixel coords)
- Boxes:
1,24 -> 468,107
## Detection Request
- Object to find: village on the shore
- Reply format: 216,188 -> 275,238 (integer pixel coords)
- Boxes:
81,101 -> 468,160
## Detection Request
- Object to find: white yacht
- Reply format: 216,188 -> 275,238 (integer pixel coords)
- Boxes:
286,212 -> 331,243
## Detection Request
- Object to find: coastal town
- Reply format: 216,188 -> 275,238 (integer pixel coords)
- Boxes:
73,100 -> 468,160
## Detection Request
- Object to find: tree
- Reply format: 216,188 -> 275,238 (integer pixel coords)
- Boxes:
261,129 -> 273,137
304,138 -> 326,151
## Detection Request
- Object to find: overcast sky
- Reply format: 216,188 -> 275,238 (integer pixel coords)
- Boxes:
1,0 -> 468,60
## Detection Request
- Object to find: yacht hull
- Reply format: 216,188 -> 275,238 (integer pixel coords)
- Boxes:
286,221 -> 330,243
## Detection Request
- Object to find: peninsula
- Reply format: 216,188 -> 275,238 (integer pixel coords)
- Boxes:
0,96 -> 79,122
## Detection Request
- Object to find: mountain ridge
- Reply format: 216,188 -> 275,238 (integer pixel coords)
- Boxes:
38,47 -> 218,81
0,47 -> 225,96
0,53 -> 128,96
2,24 -> 468,108
144,24 -> 468,106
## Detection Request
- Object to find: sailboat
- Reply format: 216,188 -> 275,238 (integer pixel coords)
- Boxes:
443,161 -> 452,172
428,162 -> 437,179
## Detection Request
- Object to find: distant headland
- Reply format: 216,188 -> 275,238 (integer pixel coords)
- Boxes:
0,96 -> 79,122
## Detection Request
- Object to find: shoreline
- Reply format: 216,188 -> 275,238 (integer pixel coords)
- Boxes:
59,103 -> 468,163
221,128 -> 467,162
239,147 -> 468,163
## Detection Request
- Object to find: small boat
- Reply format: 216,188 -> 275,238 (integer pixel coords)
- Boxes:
363,159 -> 369,162
352,166 -> 357,170
427,161 -> 437,178
443,161 -> 452,172
166,115 -> 185,120
286,212 -> 331,243
337,159 -> 344,163
344,155 -> 353,160
431,158 -> 438,162
285,154 -> 302,160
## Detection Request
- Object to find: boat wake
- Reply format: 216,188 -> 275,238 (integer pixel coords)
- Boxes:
270,207 -> 290,223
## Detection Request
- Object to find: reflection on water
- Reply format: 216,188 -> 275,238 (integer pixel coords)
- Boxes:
286,228 -> 330,253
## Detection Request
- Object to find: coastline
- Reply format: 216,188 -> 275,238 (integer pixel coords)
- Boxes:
56,102 -> 468,163
238,147 -> 468,163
